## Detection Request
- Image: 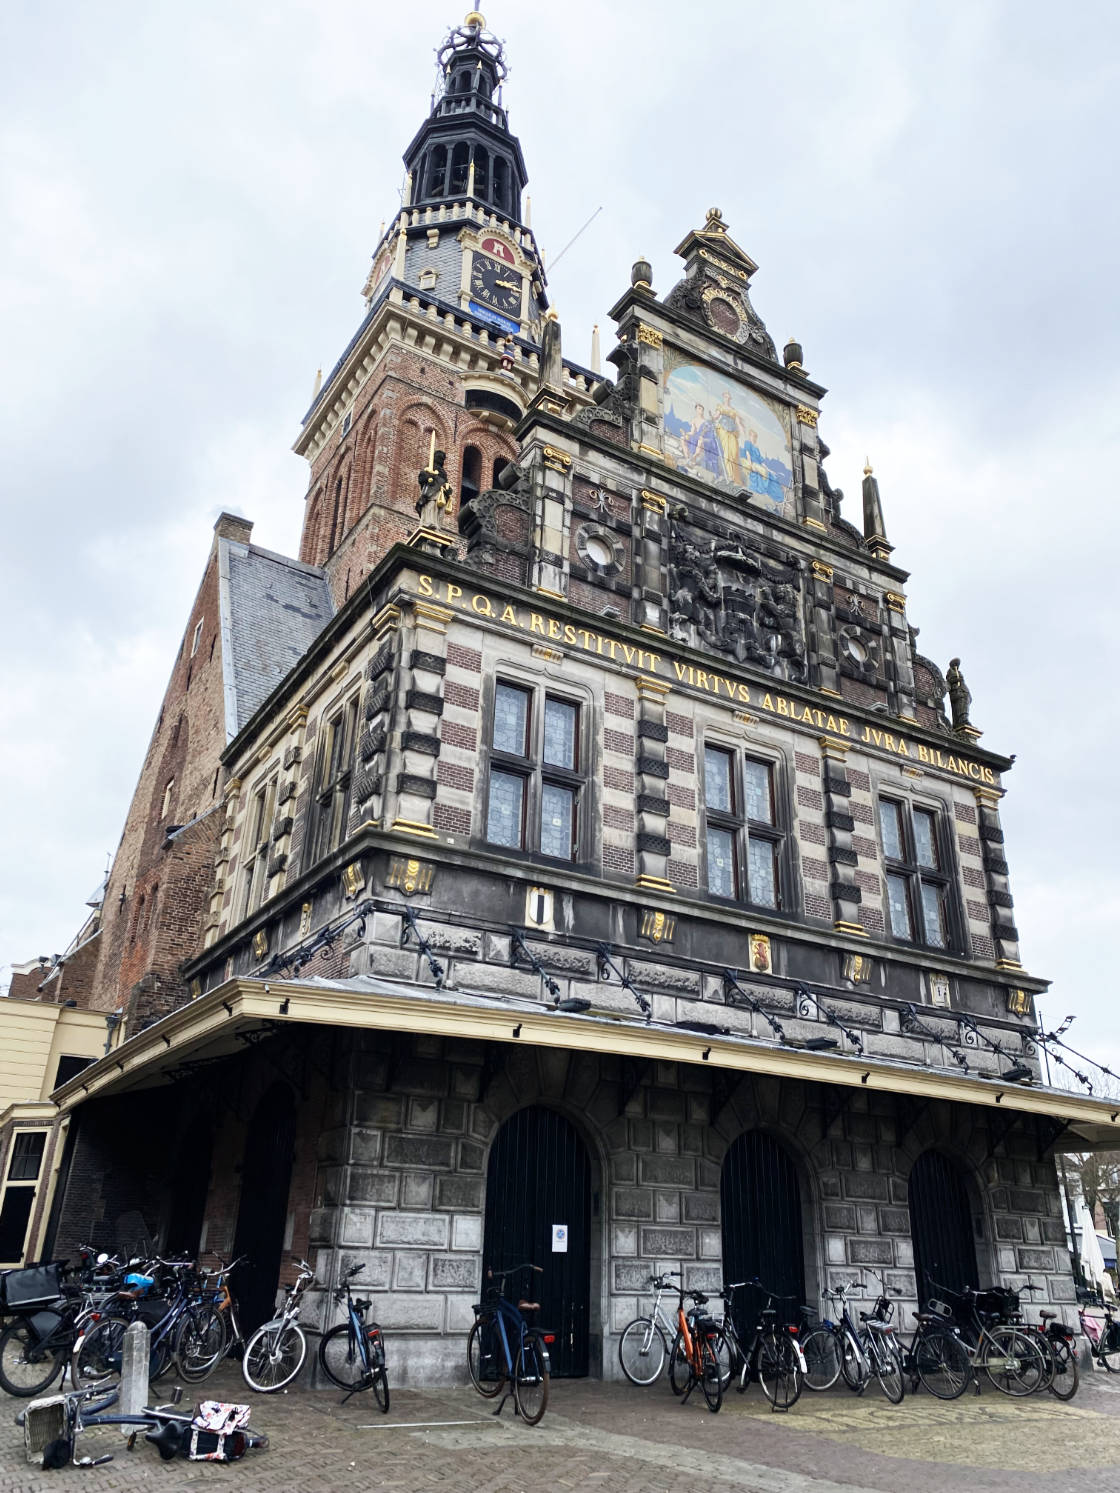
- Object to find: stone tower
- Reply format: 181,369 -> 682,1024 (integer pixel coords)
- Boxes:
294,11 -> 596,605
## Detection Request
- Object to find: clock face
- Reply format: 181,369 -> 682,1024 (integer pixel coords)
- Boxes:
470,254 -> 522,316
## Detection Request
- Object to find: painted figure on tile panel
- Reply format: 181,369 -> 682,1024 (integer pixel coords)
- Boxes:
663,352 -> 793,514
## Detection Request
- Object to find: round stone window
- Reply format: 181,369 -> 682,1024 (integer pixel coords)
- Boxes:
585,534 -> 614,568
846,636 -> 869,664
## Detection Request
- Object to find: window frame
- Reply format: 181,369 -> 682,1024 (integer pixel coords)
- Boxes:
701,743 -> 785,911
7,1131 -> 46,1183
309,696 -> 360,866
241,771 -> 279,916
877,794 -> 956,951
483,680 -> 586,863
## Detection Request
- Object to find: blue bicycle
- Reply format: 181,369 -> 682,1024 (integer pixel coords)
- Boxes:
467,1263 -> 552,1425
317,1265 -> 389,1412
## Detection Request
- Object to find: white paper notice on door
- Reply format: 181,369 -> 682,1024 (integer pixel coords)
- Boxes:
551,1223 -> 568,1253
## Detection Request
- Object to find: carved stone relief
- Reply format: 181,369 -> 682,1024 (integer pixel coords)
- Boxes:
667,518 -> 807,680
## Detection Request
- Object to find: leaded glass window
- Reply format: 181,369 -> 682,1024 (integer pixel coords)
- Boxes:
543,698 -> 577,770
485,682 -> 584,861
493,683 -> 530,756
486,770 -> 524,847
879,797 -> 955,955
707,826 -> 736,897
703,746 -> 784,908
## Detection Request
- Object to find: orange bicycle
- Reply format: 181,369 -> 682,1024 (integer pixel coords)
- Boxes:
667,1285 -> 723,1413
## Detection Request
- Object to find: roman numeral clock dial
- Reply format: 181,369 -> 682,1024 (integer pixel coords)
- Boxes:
470,253 -> 522,317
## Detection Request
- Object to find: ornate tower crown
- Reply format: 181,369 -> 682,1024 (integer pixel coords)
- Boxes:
402,12 -> 528,221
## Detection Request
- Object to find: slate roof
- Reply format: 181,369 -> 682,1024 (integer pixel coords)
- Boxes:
218,540 -> 333,739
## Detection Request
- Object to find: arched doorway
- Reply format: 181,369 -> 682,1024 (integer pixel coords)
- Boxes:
232,1084 -> 297,1332
482,1106 -> 592,1377
163,1117 -> 213,1257
721,1130 -> 806,1328
908,1150 -> 979,1310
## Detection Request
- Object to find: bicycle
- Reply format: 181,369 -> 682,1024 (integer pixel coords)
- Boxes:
927,1279 -> 1047,1396
172,1256 -> 249,1383
712,1279 -> 805,1410
0,1258 -> 121,1398
1079,1299 -> 1120,1371
617,1271 -> 679,1385
71,1258 -> 207,1390
666,1284 -> 724,1412
17,1383 -> 268,1468
318,1263 -> 389,1412
900,1307 -> 973,1400
851,1274 -> 905,1403
241,1259 -> 315,1392
801,1280 -> 871,1395
1003,1281 -> 1079,1402
467,1263 -> 553,1425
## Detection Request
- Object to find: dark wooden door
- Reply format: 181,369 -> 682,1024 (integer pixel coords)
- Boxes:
483,1106 -> 591,1377
908,1149 -> 979,1310
721,1130 -> 805,1329
232,1084 -> 297,1332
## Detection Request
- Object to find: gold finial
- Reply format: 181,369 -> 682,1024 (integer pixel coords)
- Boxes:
464,9 -> 485,27
863,456 -> 873,476
545,308 -> 559,322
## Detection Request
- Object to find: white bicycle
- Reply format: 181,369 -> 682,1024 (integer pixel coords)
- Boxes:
617,1271 -> 681,1385
241,1260 -> 315,1393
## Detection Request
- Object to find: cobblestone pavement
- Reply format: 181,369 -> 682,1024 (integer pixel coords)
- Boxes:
4,1364 -> 1120,1493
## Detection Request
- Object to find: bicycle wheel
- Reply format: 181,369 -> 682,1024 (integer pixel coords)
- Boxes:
618,1317 -> 668,1385
0,1317 -> 68,1397
242,1320 -> 307,1392
1046,1336 -> 1080,1402
319,1322 -> 367,1391
372,1365 -> 390,1413
801,1326 -> 842,1391
711,1329 -> 735,1391
513,1336 -> 549,1426
668,1331 -> 690,1396
1029,1332 -> 1056,1393
914,1329 -> 972,1400
174,1306 -> 227,1382
1101,1326 -> 1120,1372
983,1326 -> 1046,1396
868,1334 -> 904,1404
839,1330 -> 865,1393
467,1319 -> 505,1398
70,1315 -> 129,1391
758,1334 -> 803,1410
699,1333 -> 723,1413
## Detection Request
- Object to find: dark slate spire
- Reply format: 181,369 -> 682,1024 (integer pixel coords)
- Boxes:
862,458 -> 893,561
402,12 -> 528,220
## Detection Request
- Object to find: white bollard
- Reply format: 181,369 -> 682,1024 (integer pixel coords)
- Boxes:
119,1321 -> 150,1435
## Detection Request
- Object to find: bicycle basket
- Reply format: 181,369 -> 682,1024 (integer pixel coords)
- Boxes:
3,1264 -> 64,1311
974,1287 -> 1018,1320
23,1396 -> 68,1466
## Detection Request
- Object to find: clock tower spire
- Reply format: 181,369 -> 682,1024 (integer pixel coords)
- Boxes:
403,12 -> 527,222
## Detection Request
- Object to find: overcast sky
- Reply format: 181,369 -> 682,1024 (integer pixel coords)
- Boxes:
2,0 -> 1118,1081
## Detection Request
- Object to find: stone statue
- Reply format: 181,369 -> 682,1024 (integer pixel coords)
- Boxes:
416,447 -> 453,529
946,657 -> 972,730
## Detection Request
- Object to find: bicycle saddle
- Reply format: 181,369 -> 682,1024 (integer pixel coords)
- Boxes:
912,1311 -> 938,1323
1040,1310 -> 1057,1321
518,1300 -> 540,1312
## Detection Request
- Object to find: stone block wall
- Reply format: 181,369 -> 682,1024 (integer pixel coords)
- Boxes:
295,1029 -> 1075,1386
